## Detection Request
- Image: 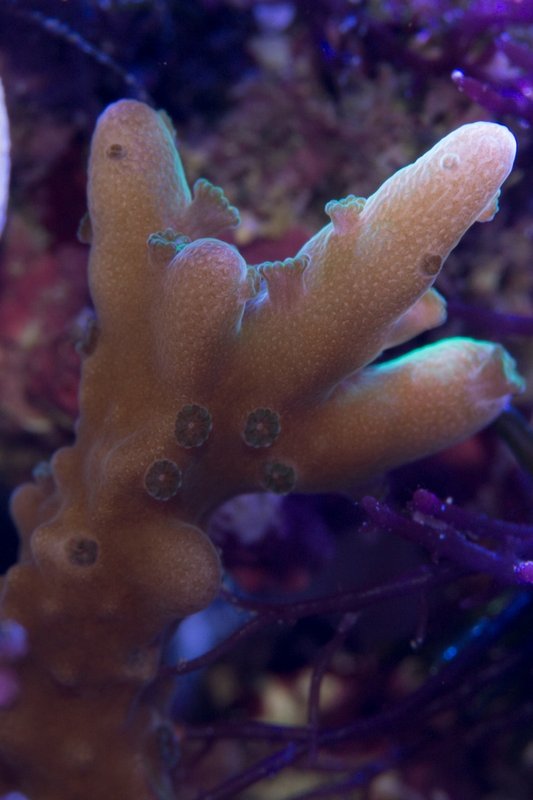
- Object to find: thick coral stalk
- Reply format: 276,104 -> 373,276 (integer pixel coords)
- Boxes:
0,101 -> 523,798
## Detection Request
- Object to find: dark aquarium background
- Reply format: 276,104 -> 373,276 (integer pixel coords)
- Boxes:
1,2 -> 533,798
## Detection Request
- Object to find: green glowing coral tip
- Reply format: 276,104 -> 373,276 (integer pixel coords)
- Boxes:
500,348 -> 526,395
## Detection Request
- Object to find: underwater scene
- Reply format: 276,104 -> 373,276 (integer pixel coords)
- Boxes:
1,1 -> 533,798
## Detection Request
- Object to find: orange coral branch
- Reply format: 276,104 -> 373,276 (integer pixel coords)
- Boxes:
0,101 -> 523,798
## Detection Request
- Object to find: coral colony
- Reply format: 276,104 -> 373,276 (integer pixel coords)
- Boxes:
0,75 -> 530,797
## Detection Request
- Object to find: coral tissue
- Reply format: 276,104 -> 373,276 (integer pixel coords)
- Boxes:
0,100 -> 523,798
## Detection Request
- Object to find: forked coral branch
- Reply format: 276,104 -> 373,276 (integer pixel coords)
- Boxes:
0,99 -> 525,798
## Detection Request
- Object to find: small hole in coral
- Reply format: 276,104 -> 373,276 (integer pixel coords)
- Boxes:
175,404 -> 213,448
243,408 -> 281,448
67,537 -> 99,566
420,253 -> 442,276
144,459 -> 182,501
263,461 -> 296,494
106,143 -> 127,160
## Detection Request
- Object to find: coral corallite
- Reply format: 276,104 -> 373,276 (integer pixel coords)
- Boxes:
0,100 -> 524,797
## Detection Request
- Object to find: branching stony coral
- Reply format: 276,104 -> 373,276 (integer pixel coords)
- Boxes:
0,99 -> 525,797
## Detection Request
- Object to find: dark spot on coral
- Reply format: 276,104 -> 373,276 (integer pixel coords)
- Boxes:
263,461 -> 296,494
243,408 -> 281,448
420,253 -> 442,276
67,537 -> 99,566
155,723 -> 180,769
175,404 -> 212,448
106,143 -> 127,159
144,459 -> 182,501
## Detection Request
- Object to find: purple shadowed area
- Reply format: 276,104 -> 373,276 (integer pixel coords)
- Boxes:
209,493 -> 342,591
0,793 -> 29,800
448,301 -> 533,337
0,620 -> 28,708
302,0 -> 533,124
362,491 -> 533,584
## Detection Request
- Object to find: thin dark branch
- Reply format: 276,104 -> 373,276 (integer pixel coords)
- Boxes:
166,566 -> 457,677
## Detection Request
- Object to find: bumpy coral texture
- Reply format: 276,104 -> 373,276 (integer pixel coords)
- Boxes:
0,101 -> 523,798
